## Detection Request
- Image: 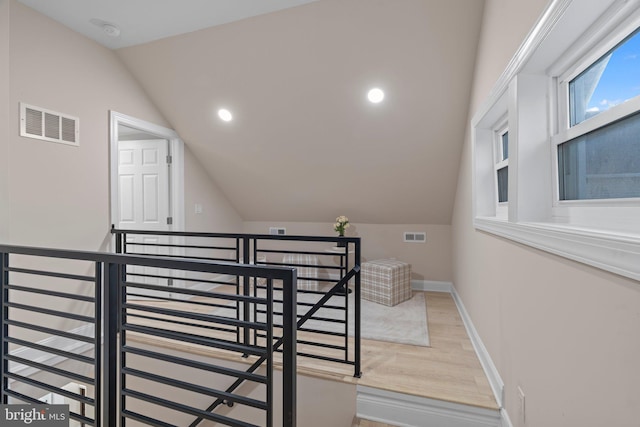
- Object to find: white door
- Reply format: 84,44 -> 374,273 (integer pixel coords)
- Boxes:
118,139 -> 172,298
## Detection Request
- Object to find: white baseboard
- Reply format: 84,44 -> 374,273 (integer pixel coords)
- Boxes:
412,279 -> 453,293
449,286 -> 505,408
501,408 -> 514,427
357,386 -> 501,427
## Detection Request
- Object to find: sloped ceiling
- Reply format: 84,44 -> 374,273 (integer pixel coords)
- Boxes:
117,0 -> 484,224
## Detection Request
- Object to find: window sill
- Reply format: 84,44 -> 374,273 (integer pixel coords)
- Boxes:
474,217 -> 640,282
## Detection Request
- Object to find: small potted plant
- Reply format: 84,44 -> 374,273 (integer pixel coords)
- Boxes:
334,216 -> 350,246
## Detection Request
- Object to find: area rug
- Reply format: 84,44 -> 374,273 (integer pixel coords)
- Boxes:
212,287 -> 430,347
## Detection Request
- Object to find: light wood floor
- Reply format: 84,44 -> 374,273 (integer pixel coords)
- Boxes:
128,290 -> 498,418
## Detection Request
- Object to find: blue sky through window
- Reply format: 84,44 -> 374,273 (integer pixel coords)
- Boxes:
586,30 -> 640,114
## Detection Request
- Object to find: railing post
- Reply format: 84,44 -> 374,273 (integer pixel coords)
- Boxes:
242,237 -> 251,349
0,252 -> 7,404
103,262 -> 118,427
354,239 -> 362,378
282,269 -> 297,427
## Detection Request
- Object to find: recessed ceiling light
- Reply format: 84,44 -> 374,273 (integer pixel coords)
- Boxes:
218,108 -> 233,122
367,88 -> 385,103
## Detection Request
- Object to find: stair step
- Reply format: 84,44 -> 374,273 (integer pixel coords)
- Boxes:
357,385 -> 501,427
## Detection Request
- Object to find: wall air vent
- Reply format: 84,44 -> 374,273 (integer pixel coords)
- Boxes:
269,227 -> 286,235
20,103 -> 79,146
404,232 -> 426,243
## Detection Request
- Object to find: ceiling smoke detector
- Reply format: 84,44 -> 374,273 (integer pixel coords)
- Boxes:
90,18 -> 121,38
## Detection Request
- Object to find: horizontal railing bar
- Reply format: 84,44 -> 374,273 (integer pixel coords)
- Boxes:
122,388 -> 261,427
126,313 -> 238,335
127,296 -> 239,312
291,351 -> 353,365
125,271 -> 237,285
4,389 -> 96,426
124,303 -> 267,331
256,309 -> 346,324
257,249 -> 346,257
296,339 -> 346,351
264,299 -> 345,310
123,367 -> 267,410
5,372 -> 95,406
6,283 -> 95,303
5,354 -> 94,385
123,324 -> 266,357
122,345 -> 267,384
6,319 -> 95,343
5,337 -> 95,365
124,242 -> 236,251
125,253 -> 231,262
123,281 -> 262,304
121,409 -> 175,427
297,327 -> 345,337
6,266 -> 95,282
5,302 -> 95,323
267,261 -> 342,271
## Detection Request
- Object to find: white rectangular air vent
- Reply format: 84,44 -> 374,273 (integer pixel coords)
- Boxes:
269,227 -> 286,235
20,103 -> 79,146
404,232 -> 426,243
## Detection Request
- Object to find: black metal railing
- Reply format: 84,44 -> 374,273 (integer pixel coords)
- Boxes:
0,244 -> 297,427
110,228 -> 362,379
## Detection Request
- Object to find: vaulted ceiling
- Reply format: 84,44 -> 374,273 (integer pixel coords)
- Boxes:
22,0 -> 485,224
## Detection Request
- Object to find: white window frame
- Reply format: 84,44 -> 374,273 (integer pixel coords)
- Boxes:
472,0 -> 640,282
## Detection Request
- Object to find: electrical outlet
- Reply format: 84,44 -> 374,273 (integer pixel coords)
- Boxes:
269,227 -> 286,235
517,386 -> 526,424
195,203 -> 203,214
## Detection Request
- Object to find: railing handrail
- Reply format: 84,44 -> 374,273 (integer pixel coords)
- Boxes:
111,226 -> 361,244
0,243 -> 295,280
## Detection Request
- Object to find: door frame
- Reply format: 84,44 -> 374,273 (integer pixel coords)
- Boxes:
109,111 -> 185,235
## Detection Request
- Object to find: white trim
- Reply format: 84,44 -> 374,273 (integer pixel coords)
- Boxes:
411,280 -> 453,293
356,385 -> 501,427
449,285 -> 505,409
109,111 -> 185,237
475,217 -> 640,282
9,324 -> 94,380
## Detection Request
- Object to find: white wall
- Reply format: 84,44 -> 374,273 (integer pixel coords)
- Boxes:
0,0 -> 9,242
452,1 -> 640,426
184,144 -> 243,233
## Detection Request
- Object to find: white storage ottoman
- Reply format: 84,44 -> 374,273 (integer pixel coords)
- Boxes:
361,259 -> 411,306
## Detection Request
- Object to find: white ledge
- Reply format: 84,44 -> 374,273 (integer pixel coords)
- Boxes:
474,217 -> 640,282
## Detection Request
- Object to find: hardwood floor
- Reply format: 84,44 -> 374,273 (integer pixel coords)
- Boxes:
129,289 -> 498,416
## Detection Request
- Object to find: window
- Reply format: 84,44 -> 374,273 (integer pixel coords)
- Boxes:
558,111 -> 640,200
472,0 -> 640,283
569,28 -> 640,127
558,25 -> 640,201
495,129 -> 509,203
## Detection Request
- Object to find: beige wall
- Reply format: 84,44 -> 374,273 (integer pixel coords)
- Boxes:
0,0 -> 8,242
6,0 -> 242,247
7,0 -> 168,249
244,221 -> 452,282
184,144 -> 243,233
452,1 -> 640,427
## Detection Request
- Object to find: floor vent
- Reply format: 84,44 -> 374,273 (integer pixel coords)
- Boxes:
20,102 -> 79,146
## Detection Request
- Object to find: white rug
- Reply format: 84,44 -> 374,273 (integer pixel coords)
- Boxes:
212,288 -> 430,347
